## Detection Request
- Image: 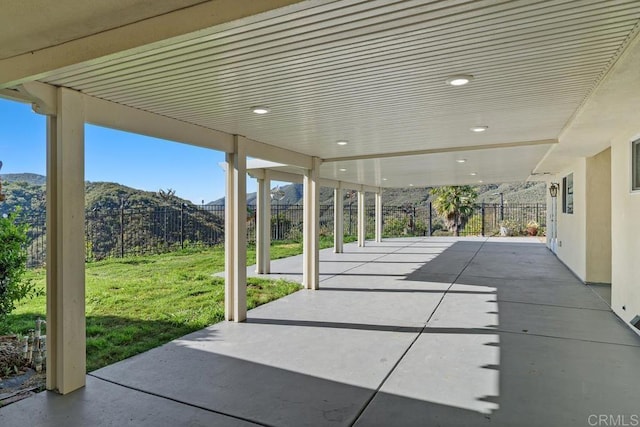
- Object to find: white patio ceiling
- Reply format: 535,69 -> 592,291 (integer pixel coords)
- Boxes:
3,0 -> 640,188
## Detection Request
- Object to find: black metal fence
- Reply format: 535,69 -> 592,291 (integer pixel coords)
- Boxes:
18,202 -> 546,267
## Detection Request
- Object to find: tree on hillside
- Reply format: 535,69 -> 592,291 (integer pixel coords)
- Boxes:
0,212 -> 38,318
431,186 -> 478,236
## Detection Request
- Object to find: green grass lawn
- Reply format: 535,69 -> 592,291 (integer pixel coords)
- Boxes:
0,238 -> 343,372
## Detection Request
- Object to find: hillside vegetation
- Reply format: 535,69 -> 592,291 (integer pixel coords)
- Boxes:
0,175 -> 225,263
211,181 -> 547,206
2,174 -> 546,217
0,174 -> 545,263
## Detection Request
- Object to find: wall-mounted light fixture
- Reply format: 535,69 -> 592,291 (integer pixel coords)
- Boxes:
549,183 -> 559,198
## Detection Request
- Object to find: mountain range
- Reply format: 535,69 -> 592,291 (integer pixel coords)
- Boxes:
1,173 -> 546,218
210,182 -> 547,206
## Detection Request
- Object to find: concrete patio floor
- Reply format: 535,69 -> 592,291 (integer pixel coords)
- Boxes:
1,237 -> 639,426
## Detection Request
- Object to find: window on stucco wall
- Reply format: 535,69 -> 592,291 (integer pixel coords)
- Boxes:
563,173 -> 574,214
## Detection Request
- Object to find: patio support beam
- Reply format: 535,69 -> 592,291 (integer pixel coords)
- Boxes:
375,190 -> 383,243
20,82 -> 235,152
357,191 -> 366,247
84,91 -> 234,153
303,157 -> 321,290
248,168 -> 303,184
322,139 -> 558,163
225,136 -> 247,322
256,170 -> 271,274
244,137 -> 312,170
334,185 -> 344,253
46,87 -> 86,394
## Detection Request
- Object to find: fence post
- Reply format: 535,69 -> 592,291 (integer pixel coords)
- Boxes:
412,206 -> 416,234
119,202 -> 124,258
428,202 -> 432,236
481,202 -> 485,237
275,203 -> 279,240
180,203 -> 185,249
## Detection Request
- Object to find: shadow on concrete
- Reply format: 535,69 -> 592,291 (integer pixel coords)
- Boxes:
81,328 -> 640,427
3,239 -> 639,427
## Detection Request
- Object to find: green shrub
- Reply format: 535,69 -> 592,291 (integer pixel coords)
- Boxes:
0,212 -> 38,318
463,213 -> 483,235
383,217 -> 409,237
499,219 -> 524,236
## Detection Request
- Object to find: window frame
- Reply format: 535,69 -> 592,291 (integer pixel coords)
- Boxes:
562,173 -> 574,214
633,138 -> 640,192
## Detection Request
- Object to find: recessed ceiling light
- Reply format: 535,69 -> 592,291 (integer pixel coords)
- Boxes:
251,106 -> 270,114
339,168 -> 347,172
446,74 -> 474,86
382,178 -> 388,181
409,184 -> 414,187
470,172 -> 477,176
336,140 -> 348,146
456,159 -> 467,163
478,180 -> 484,183
470,126 -> 488,132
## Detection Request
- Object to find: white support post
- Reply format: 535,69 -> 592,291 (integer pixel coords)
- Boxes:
46,88 -> 86,394
357,191 -> 366,247
224,136 -> 247,322
375,191 -> 383,243
303,157 -> 321,290
256,171 -> 271,274
334,186 -> 344,253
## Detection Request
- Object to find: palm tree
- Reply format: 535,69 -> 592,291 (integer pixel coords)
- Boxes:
431,186 -> 478,236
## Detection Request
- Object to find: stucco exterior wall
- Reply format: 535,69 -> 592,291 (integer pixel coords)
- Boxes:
585,148 -> 612,284
611,130 -> 640,326
556,158 -> 587,281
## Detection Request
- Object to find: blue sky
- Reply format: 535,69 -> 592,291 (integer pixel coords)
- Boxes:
0,98 -> 259,203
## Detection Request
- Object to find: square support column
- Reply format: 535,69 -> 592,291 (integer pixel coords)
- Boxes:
303,157 -> 321,290
334,186 -> 344,253
375,191 -> 383,243
256,171 -> 271,274
357,191 -> 366,247
224,136 -> 247,322
46,88 -> 86,394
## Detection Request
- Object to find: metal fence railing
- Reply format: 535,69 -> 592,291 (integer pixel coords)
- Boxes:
17,202 -> 546,267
